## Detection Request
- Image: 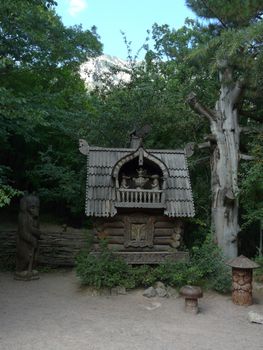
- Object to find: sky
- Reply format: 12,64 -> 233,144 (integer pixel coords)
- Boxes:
56,0 -> 195,60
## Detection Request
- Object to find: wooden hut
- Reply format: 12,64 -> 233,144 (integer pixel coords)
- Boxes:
79,136 -> 195,264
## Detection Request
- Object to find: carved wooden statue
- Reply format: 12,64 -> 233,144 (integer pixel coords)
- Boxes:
232,268 -> 253,305
227,255 -> 259,306
15,194 -> 41,281
133,167 -> 149,189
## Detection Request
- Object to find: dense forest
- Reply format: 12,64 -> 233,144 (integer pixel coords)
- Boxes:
1,0 -> 262,257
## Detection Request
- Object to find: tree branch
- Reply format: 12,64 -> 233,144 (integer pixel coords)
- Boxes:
186,92 -> 216,123
239,154 -> 255,161
198,141 -> 211,149
199,0 -> 228,28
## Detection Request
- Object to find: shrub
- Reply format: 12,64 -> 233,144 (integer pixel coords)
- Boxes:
75,235 -> 231,293
75,239 -> 131,289
189,235 -> 232,293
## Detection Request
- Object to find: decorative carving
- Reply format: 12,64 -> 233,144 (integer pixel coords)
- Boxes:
133,167 -> 149,189
227,255 -> 259,306
124,216 -> 154,248
15,194 -> 41,281
232,268 -> 253,305
120,174 -> 130,189
170,220 -> 184,248
79,139 -> 89,155
131,224 -> 146,242
113,251 -> 188,264
170,233 -> 181,249
151,175 -> 160,190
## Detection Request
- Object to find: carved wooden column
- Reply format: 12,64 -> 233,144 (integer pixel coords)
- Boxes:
227,255 -> 259,306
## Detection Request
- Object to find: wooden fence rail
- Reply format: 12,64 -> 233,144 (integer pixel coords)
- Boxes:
0,229 -> 89,267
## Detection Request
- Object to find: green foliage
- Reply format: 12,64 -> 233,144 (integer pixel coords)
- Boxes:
189,235 -> 231,292
0,185 -> 21,208
75,239 -> 131,289
0,0 -> 102,217
76,235 -> 231,293
240,134 -> 263,228
153,235 -> 231,292
0,166 -> 22,207
186,0 -> 263,27
0,0 -> 102,68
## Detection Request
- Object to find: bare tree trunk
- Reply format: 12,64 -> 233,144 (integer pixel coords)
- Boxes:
187,64 -> 243,259
210,66 -> 241,259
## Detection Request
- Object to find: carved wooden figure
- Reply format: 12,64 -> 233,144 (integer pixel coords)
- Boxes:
15,194 -> 41,281
227,255 -> 259,306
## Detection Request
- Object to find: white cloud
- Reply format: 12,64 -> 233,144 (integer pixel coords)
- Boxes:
68,0 -> 87,17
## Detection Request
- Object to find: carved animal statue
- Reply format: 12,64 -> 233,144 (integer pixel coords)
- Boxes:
15,194 -> 41,280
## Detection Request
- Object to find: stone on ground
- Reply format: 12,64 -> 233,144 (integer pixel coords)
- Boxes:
143,286 -> 157,298
156,287 -> 167,297
248,311 -> 263,324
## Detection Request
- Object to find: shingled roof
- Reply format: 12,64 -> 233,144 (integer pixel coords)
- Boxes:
80,142 -> 195,218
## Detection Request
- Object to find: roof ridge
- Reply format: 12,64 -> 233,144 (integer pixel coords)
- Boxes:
88,146 -> 185,154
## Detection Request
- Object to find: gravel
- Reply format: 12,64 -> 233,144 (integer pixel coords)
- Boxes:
0,270 -> 262,350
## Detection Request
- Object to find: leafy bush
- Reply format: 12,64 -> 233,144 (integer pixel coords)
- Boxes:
189,235 -> 232,292
75,239 -> 131,289
76,235 -> 231,293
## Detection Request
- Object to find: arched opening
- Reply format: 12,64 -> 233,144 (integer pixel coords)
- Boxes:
112,148 -> 168,208
119,156 -> 164,191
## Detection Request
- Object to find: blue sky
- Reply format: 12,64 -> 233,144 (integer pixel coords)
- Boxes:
56,0 -> 195,60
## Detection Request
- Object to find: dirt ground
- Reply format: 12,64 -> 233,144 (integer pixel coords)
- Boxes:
0,270 -> 262,350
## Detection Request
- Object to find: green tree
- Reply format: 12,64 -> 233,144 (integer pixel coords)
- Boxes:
84,25 -> 215,243
0,0 -> 102,214
81,3 -> 263,256
185,0 -> 263,258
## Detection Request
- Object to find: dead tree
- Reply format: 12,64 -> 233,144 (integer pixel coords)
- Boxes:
187,62 -> 244,259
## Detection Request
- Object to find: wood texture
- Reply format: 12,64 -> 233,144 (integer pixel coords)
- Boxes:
0,215 -> 184,266
0,229 -> 88,267
188,65 -> 242,259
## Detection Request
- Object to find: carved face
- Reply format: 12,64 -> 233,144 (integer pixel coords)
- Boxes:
28,203 -> 39,218
25,196 -> 39,218
233,270 -> 252,286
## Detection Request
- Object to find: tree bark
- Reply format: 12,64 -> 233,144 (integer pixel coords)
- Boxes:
188,65 -> 243,259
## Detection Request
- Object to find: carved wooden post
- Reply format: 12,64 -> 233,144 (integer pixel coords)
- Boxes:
227,255 -> 259,305
15,194 -> 41,281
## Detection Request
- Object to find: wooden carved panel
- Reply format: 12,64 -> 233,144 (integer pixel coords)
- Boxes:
124,216 -> 154,248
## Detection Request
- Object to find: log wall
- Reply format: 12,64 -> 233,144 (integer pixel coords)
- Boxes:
0,228 -> 88,267
0,214 -> 185,267
93,214 -> 184,252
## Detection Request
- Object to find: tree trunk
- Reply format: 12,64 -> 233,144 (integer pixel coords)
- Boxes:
188,64 -> 242,259
210,67 -> 240,259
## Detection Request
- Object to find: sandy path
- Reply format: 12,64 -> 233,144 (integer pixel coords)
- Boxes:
0,270 -> 262,350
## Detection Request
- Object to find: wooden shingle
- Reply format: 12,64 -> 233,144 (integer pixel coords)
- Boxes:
81,144 -> 195,218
